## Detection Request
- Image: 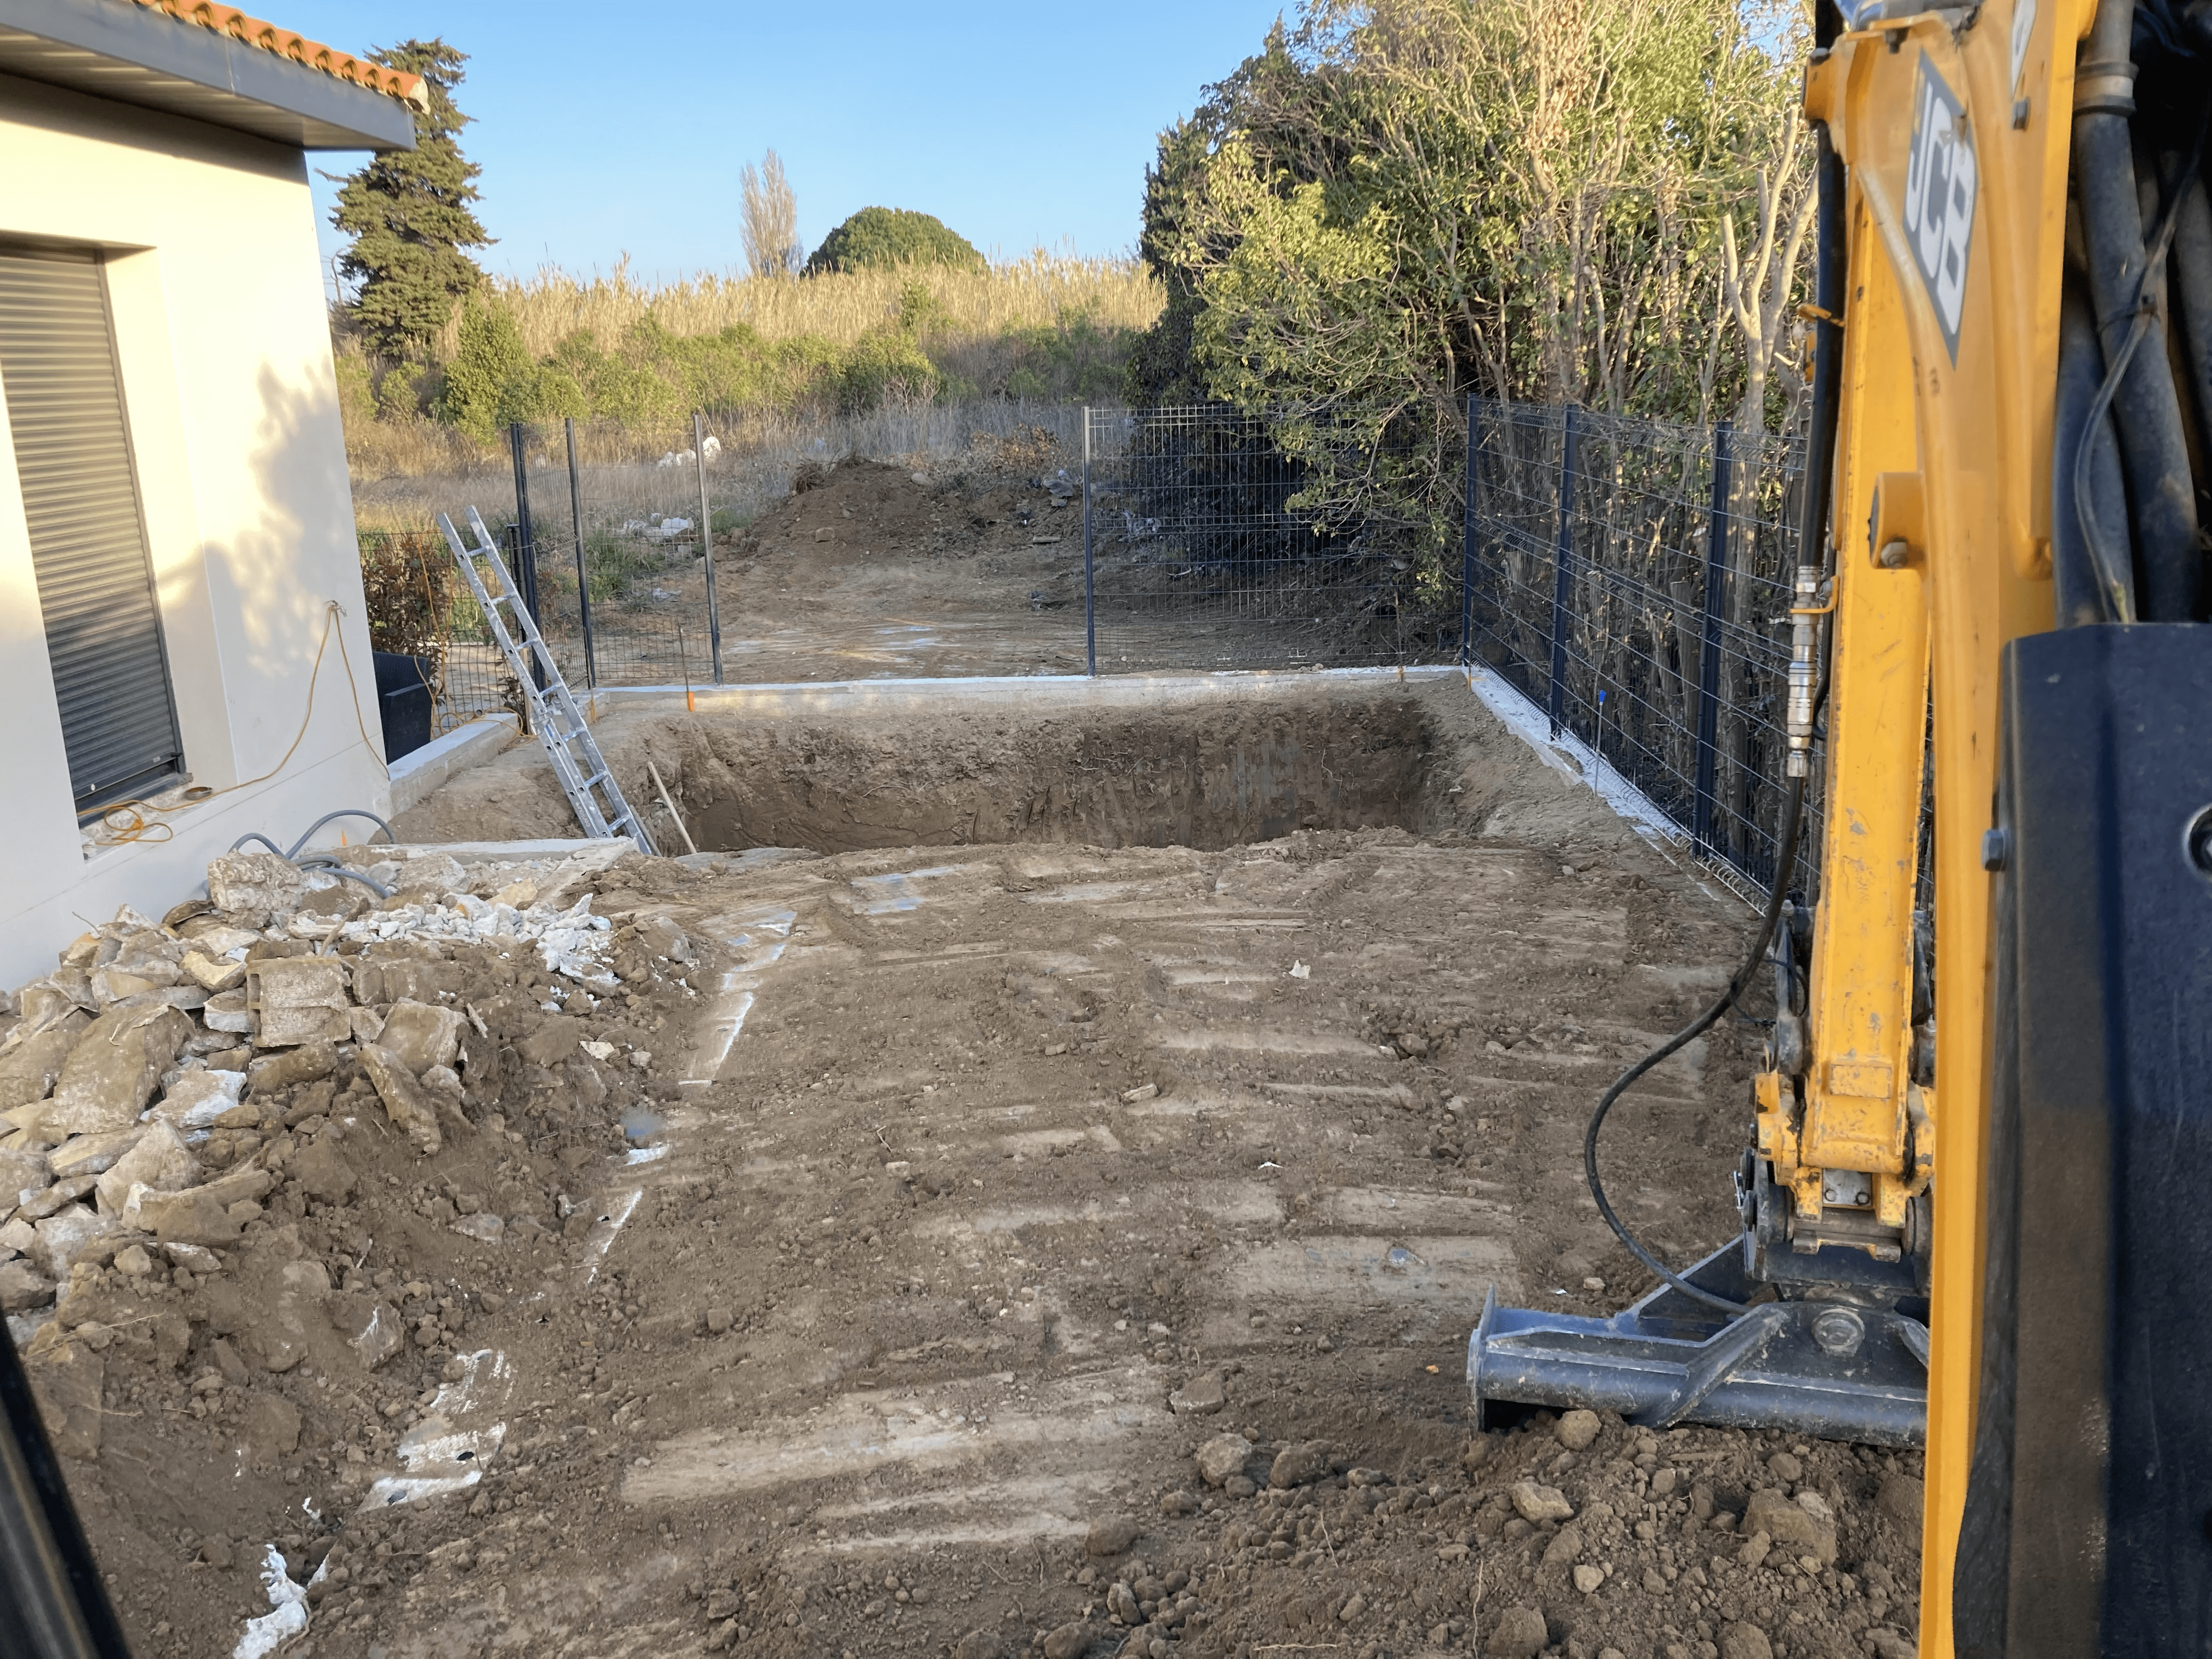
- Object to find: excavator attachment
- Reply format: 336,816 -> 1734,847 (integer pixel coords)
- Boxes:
1470,1245 -> 1928,1448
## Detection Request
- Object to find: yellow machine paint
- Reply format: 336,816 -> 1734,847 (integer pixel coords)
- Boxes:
1790,4 -> 2085,1650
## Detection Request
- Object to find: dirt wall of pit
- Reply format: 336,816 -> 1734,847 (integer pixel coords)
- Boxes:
393,675 -> 1631,860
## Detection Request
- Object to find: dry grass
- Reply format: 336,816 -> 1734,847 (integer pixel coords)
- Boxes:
441,248 -> 1164,361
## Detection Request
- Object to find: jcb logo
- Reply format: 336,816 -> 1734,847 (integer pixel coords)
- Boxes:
1903,53 -> 1977,362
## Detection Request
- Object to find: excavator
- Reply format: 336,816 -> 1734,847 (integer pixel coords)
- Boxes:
1469,0 -> 2211,1652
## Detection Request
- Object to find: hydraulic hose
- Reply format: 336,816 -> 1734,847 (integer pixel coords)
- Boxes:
1581,116 -> 1843,1319
2053,275 -> 2138,623
2073,0 -> 2204,620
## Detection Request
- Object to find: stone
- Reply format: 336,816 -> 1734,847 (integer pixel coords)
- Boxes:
111,1244 -> 153,1277
1718,1623 -> 1773,1659
31,1208 -> 128,1277
1742,1487 -> 1836,1565
335,1296 -> 403,1369
517,1017 -> 585,1070
202,990 -> 252,1034
237,1260 -> 329,1373
27,1340 -> 104,1459
378,1000 -> 464,1075
1158,1489 -> 1198,1517
359,1045 -> 442,1155
243,1392 -> 302,1458
245,957 -> 349,1048
146,1068 -> 245,1131
1795,1487 -> 1834,1522
953,1631 -> 1005,1659
162,1242 -> 224,1274
206,852 -> 305,924
704,1306 -> 733,1334
0,1216 -> 33,1254
0,1258 -> 55,1310
246,1039 -> 338,1097
1541,1526 -> 1584,1567
1867,1629 -> 1915,1659
94,1120 -> 199,1214
1735,1530 -> 1771,1570
1573,1564 -> 1605,1595
178,950 -> 247,994
45,1005 -> 193,1134
1488,1604 -> 1549,1659
133,1167 -> 274,1245
1,1146 -> 48,1210
17,1177 -> 95,1223
452,1212 -> 504,1244
1085,1516 -> 1141,1557
0,1012 -> 90,1105
1337,1592 -> 1367,1621
1107,1582 -> 1140,1623
1041,1623 -> 1090,1659
1555,1408 -> 1602,1451
1169,1372 -> 1227,1415
1766,1451 -> 1803,1482
212,1338 -> 250,1386
288,1136 -> 357,1204
1269,1439 -> 1332,1488
1194,1432 -> 1253,1488
1876,1471 -> 1924,1530
349,1006 -> 386,1046
1509,1480 -> 1576,1523
49,1128 -> 148,1181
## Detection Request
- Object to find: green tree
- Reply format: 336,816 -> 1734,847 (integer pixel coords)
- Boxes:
804,207 -> 985,276
328,38 -> 492,357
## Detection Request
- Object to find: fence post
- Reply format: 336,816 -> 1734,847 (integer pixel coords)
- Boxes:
1692,421 -> 1735,857
1545,406 -> 1579,735
694,410 -> 723,686
1460,395 -> 1479,669
1082,407 -> 1097,677
507,422 -> 544,689
565,416 -> 595,690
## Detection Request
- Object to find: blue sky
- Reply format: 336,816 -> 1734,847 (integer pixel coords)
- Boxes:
280,1 -> 1290,296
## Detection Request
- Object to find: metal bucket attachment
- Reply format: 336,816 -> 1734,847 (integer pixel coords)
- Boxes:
1468,1242 -> 1928,1446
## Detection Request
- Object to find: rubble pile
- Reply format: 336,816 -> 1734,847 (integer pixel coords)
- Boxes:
0,839 -> 713,1655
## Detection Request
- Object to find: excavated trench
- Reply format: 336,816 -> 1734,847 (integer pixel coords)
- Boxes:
393,678 -> 1585,855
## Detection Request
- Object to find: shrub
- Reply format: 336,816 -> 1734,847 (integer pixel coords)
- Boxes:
838,329 -> 941,411
436,297 -> 533,442
804,207 -> 984,276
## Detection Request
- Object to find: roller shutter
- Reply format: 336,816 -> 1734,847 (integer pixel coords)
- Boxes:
0,247 -> 182,812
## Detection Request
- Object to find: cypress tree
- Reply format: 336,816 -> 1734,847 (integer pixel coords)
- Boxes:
328,39 -> 492,357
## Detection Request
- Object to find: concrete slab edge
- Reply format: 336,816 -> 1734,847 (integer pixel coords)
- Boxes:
387,715 -> 519,816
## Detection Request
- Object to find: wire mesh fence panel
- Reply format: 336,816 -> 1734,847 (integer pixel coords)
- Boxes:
1465,399 -> 1822,904
1083,407 -> 1464,674
357,528 -> 516,736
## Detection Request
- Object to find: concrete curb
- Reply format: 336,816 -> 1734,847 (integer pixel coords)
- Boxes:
388,715 -> 519,816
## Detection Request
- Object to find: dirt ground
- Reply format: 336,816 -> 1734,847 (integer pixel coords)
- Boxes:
12,675 -> 1925,1659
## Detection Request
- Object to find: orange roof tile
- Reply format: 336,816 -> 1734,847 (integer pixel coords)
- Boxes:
123,1 -> 431,112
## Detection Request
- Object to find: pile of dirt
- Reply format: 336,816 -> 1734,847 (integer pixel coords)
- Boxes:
0,843 -> 714,1657
731,455 -> 1069,569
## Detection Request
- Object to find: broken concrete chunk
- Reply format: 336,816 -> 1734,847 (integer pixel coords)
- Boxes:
17,1177 -> 97,1223
0,1216 -> 35,1254
205,853 -> 305,926
42,1005 -> 193,1136
162,1242 -> 224,1275
131,1167 -> 273,1245
245,957 -> 349,1048
94,1120 -> 199,1214
145,1068 -> 245,1132
202,990 -> 251,1034
48,1127 -> 150,1181
0,1011 -> 91,1104
1,1147 -> 48,1211
178,950 -> 247,994
245,1040 -> 337,1096
379,999 -> 464,1074
348,1005 -> 385,1046
0,1257 -> 55,1310
358,1045 -> 441,1156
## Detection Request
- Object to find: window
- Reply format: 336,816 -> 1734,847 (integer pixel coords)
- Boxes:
0,246 -> 183,814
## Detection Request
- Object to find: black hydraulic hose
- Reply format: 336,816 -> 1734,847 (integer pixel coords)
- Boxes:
1585,775 -> 1810,1317
2070,109 -> 2208,620
2074,0 -> 2204,620
2164,154 -> 2212,472
1579,117 -> 1843,1318
2054,275 -> 2138,623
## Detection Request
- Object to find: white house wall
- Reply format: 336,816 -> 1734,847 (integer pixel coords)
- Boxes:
0,70 -> 390,990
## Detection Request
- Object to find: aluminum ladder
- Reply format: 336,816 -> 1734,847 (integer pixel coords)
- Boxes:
437,507 -> 658,855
